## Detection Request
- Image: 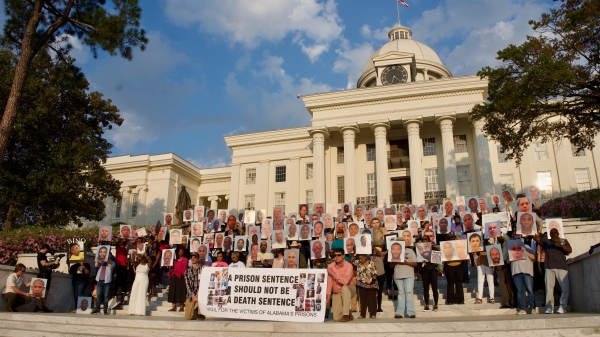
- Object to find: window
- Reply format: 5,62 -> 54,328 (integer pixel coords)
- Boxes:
424,169 -> 439,192
537,171 -> 553,198
366,144 -> 376,161
306,190 -> 313,210
497,145 -> 511,163
275,166 -> 286,183
423,138 -> 436,156
130,194 -> 138,218
274,193 -> 286,207
337,146 -> 344,164
575,169 -> 591,192
244,195 -> 255,210
500,174 -> 515,194
457,165 -> 472,196
113,198 -> 122,219
246,168 -> 256,185
571,143 -> 586,157
306,163 -> 313,180
534,142 -> 548,161
367,173 -> 377,196
337,176 -> 345,203
454,135 -> 468,153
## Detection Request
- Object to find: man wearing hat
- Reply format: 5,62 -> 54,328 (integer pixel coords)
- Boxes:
184,252 -> 204,320
289,241 -> 308,268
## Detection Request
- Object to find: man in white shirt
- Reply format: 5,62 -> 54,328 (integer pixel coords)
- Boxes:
3,264 -> 32,312
229,252 -> 246,268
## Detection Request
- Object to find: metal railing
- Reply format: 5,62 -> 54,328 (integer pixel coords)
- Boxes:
387,149 -> 408,158
390,194 -> 410,203
424,190 -> 446,199
356,196 -> 377,205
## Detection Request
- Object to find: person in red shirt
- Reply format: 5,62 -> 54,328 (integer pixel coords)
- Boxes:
326,248 -> 356,322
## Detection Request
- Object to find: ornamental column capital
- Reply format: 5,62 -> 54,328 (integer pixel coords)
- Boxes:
339,124 -> 360,142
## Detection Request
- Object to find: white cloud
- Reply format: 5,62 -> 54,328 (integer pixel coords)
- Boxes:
299,41 -> 329,63
333,39 -> 375,89
360,24 -> 393,41
225,54 -> 332,132
163,0 -> 343,61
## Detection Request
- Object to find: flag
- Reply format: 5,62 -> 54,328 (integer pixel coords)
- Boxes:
398,0 -> 409,7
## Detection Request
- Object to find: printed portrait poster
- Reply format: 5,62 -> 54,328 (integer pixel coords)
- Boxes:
170,229 -> 183,245
203,233 -> 214,246
491,195 -> 501,205
244,210 -> 256,224
310,239 -> 326,260
161,248 -> 175,267
527,185 -> 542,201
456,196 -> 466,206
190,237 -> 203,253
76,296 -> 92,314
199,267 -> 328,322
217,209 -> 228,224
135,228 -> 147,238
508,240 -> 527,262
164,213 -> 174,228
467,232 -> 483,253
466,196 -> 480,213
430,251 -> 442,264
486,244 -> 504,267
546,218 -> 565,239
190,222 -> 203,237
482,212 -> 511,233
96,245 -> 111,262
372,228 -> 385,246
136,242 -> 146,255
119,225 -> 132,239
183,209 -> 194,222
501,190 -> 514,204
98,225 -> 112,242
387,240 -> 405,263
313,202 -> 325,216
384,215 -> 397,231
30,278 -> 47,298
343,237 -> 357,255
234,236 -> 248,252
284,249 -> 300,268
440,241 -> 458,262
355,234 -> 372,254
247,225 -> 261,238
415,242 -> 432,262
194,206 -> 205,221
516,212 -> 537,236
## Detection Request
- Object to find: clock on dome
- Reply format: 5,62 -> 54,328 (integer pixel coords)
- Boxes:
381,65 -> 408,85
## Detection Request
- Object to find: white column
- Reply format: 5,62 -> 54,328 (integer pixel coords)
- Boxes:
340,125 -> 360,205
289,157 -> 301,209
228,163 -> 241,213
310,129 -> 328,203
208,196 -> 220,210
256,160 -> 270,210
472,119 -> 495,198
371,121 -> 390,205
403,119 -> 425,205
138,186 -> 148,225
423,68 -> 428,81
121,188 -> 131,223
436,115 -> 459,199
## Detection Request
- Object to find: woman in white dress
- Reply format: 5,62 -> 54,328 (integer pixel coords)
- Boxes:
128,256 -> 150,316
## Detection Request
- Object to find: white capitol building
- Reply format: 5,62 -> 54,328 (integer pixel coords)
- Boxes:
84,25 -> 600,227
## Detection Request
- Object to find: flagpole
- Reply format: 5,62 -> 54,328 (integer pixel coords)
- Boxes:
396,0 -> 401,27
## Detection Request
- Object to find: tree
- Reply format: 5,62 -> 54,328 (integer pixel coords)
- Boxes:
0,0 -> 147,167
469,0 -> 600,165
0,49 -> 122,230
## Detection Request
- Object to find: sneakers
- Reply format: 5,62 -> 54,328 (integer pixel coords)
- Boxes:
555,307 -> 565,314
42,306 -> 53,313
34,307 -> 43,313
433,305 -> 438,312
516,310 -> 526,315
423,306 -> 430,311
545,307 -> 553,314
409,314 -> 416,318
474,299 -> 482,304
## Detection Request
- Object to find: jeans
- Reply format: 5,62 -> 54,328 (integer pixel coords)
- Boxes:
394,278 -> 415,317
513,273 -> 536,311
95,281 -> 111,312
545,268 -> 569,310
73,281 -> 87,305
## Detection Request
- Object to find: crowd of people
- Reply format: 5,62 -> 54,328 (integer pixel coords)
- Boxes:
2,188 -> 572,322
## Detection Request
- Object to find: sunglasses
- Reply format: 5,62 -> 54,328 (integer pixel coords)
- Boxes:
334,254 -> 344,257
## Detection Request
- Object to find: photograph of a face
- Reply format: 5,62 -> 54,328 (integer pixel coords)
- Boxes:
313,203 -> 325,215
516,212 -> 537,236
244,210 -> 256,224
486,244 -> 504,266
217,209 -> 228,224
234,236 -> 248,252
194,206 -> 205,221
456,196 -> 466,206
437,217 -> 451,234
508,240 -> 527,261
344,237 -> 357,255
98,225 -> 112,242
119,225 -> 132,239
466,196 -> 480,213
272,228 -> 288,248
161,248 -> 175,267
203,233 -> 214,245
164,213 -> 174,227
30,278 -> 47,298
190,237 -> 202,253
76,296 -> 92,314
440,241 -> 458,262
298,224 -> 312,241
183,209 -> 194,222
387,240 -> 405,263
96,245 -> 111,262
136,242 -> 146,255
467,232 -> 483,253
484,221 -> 502,239
384,215 -> 397,231
310,239 -> 326,260
492,195 -> 501,205
416,242 -> 432,262
191,222 -> 204,237
527,185 -> 541,200
501,190 -> 514,203
284,249 -> 300,268
272,206 -> 285,220
546,218 -> 565,239
355,234 -> 371,254
170,229 -> 183,245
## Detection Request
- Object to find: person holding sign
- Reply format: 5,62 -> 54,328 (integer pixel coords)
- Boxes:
184,252 -> 205,320
510,239 -> 536,315
392,242 -> 418,318
326,248 -> 356,322
533,229 -> 572,314
417,236 -> 438,312
443,234 -> 464,305
353,254 -> 378,319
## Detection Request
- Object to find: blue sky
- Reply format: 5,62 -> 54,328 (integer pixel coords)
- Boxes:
0,0 -> 556,168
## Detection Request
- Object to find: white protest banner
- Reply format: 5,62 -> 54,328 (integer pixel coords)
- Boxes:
199,267 -> 327,322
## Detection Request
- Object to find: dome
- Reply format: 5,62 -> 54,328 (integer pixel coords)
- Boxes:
358,26 -> 452,88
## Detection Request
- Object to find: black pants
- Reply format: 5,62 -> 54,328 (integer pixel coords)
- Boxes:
421,268 -> 439,306
376,275 -> 385,309
358,287 -> 378,317
384,263 -> 394,295
497,264 -> 517,307
444,263 -> 464,304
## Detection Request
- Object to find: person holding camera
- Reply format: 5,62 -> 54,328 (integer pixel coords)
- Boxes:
36,244 -> 60,312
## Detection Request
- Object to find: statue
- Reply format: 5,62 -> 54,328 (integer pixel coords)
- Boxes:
174,186 -> 192,227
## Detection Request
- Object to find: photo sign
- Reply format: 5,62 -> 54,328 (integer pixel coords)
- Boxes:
199,267 -> 328,322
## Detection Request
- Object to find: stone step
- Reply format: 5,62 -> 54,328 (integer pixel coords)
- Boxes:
0,312 -> 597,336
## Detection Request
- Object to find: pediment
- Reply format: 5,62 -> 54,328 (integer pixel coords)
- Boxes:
372,51 -> 415,65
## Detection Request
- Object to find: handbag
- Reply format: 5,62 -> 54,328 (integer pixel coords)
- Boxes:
184,298 -> 198,320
